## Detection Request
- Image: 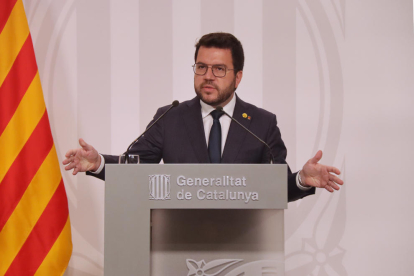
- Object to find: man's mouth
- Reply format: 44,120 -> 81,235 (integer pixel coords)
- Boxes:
202,84 -> 216,90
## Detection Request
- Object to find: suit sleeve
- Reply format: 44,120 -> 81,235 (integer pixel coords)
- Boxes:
86,107 -> 167,181
265,114 -> 315,202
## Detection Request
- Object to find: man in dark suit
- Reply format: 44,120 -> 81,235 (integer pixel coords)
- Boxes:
63,33 -> 343,202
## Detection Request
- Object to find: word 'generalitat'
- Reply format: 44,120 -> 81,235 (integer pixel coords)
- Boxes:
177,175 -> 247,187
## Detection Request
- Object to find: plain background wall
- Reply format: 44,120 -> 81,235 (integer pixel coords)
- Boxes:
21,0 -> 414,275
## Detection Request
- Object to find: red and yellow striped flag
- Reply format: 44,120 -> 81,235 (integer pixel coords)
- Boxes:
0,0 -> 73,275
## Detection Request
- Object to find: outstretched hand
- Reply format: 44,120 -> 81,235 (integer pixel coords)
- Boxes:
62,138 -> 101,175
300,150 -> 344,193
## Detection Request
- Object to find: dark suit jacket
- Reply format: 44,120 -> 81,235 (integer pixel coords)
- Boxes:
89,95 -> 315,202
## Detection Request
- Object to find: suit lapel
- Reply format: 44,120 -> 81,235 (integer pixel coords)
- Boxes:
221,96 -> 252,163
182,97 -> 210,163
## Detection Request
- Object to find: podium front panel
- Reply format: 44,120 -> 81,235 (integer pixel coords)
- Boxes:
105,164 -> 287,276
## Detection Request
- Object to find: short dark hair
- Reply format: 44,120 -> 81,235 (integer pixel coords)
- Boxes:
194,32 -> 244,74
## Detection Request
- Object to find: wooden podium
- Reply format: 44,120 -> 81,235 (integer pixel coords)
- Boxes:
105,164 -> 287,276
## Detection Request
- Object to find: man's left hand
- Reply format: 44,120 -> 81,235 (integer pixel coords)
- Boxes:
300,150 -> 344,192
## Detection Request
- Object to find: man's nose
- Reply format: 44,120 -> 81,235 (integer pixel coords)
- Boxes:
204,67 -> 216,80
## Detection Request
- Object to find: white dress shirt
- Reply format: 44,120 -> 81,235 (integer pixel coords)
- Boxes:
200,94 -> 236,155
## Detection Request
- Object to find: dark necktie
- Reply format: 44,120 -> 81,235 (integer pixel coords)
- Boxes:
208,110 -> 224,163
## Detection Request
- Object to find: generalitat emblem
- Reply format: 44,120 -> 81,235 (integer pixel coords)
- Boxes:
149,174 -> 171,200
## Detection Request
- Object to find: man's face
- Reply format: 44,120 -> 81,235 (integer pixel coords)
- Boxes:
194,46 -> 243,107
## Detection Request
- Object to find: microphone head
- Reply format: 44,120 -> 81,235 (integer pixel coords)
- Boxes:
172,100 -> 180,107
215,106 -> 223,112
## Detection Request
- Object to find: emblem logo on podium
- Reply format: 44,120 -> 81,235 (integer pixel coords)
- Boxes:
149,174 -> 171,200
186,259 -> 278,276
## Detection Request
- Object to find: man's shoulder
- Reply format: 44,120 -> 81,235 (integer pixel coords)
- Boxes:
157,97 -> 198,113
236,96 -> 276,120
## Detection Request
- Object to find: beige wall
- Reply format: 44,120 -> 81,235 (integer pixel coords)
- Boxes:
23,0 -> 414,275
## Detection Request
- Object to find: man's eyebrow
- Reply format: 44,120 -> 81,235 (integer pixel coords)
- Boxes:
195,62 -> 226,66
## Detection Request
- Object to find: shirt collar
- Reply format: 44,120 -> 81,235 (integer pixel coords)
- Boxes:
200,93 -> 237,119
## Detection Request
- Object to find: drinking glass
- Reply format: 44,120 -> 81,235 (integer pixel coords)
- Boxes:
118,154 -> 140,164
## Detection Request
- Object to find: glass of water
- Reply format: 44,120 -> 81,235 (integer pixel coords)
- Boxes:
118,154 -> 140,164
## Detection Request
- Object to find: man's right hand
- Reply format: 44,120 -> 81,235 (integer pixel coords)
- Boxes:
62,138 -> 101,175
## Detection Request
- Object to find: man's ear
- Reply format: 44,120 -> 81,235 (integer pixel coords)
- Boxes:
235,70 -> 243,89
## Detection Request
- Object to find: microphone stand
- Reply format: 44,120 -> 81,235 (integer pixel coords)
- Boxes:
122,100 -> 179,163
215,106 -> 275,164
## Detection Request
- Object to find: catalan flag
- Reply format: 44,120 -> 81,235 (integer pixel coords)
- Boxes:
0,0 -> 72,275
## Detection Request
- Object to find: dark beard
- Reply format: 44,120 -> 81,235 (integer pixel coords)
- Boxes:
195,78 -> 236,107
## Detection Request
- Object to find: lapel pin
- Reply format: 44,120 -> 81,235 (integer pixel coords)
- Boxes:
242,113 -> 248,118
248,116 -> 251,120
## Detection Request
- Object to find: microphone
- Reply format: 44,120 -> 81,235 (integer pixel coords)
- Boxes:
125,100 -> 179,154
215,106 -> 276,164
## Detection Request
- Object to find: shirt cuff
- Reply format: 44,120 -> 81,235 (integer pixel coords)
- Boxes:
296,170 -> 312,191
89,154 -> 105,174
